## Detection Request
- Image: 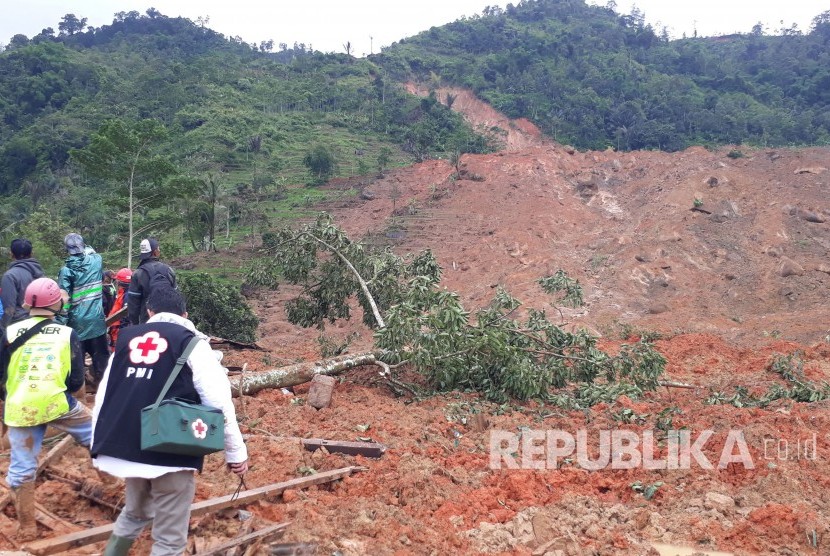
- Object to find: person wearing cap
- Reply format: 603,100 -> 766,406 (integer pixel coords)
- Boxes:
1,238 -> 45,331
1,277 -> 91,541
127,238 -> 176,326
56,233 -> 109,384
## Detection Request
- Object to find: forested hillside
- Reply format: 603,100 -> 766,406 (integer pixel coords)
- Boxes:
2,0 -> 830,267
0,11 -> 489,268
379,0 -> 830,150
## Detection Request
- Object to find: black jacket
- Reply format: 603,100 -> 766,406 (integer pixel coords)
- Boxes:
127,258 -> 176,325
0,258 -> 45,329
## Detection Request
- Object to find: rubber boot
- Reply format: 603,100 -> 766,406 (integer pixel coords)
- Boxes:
103,534 -> 134,556
13,482 -> 38,541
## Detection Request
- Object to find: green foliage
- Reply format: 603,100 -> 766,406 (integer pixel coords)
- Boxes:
538,269 -> 584,308
16,205 -> 71,276
379,0 -> 830,150
631,480 -> 664,500
0,11 -> 493,258
251,214 -> 666,402
317,332 -> 358,358
768,351 -> 804,381
705,351 -> 830,406
70,118 -> 184,265
302,144 -> 337,184
726,149 -> 745,159
177,271 -> 259,342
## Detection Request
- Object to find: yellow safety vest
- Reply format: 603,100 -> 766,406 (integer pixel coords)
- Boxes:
4,317 -> 72,426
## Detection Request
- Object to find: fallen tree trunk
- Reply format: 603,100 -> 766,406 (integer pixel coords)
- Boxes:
229,352 -> 379,397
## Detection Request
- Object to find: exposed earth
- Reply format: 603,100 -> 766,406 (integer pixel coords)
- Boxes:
2,86 -> 830,555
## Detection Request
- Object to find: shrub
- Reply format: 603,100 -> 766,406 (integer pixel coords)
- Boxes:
177,272 -> 259,342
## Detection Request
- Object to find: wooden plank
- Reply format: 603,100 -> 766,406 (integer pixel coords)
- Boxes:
34,503 -> 80,533
192,522 -> 288,556
209,336 -> 266,351
226,514 -> 257,556
189,466 -> 363,516
302,438 -> 386,458
23,466 -> 364,555
37,435 -> 75,475
105,306 -> 127,326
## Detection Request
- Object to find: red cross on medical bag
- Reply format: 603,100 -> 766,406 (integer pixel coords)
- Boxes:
140,337 -> 225,456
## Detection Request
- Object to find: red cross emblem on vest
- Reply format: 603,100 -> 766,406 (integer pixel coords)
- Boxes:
128,331 -> 169,365
192,418 -> 208,440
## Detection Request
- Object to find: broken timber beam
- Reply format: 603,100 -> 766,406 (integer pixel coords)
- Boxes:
104,306 -> 127,326
302,438 -> 386,458
193,522 -> 289,556
209,336 -> 266,351
23,466 -> 365,555
37,435 -> 75,476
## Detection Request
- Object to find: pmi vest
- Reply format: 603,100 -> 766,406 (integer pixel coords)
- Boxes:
4,317 -> 72,427
92,321 -> 204,470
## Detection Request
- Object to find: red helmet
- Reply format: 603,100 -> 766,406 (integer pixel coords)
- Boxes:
24,278 -> 64,309
115,267 -> 133,283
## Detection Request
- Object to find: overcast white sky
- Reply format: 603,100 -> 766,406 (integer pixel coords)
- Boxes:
1,1 -> 826,56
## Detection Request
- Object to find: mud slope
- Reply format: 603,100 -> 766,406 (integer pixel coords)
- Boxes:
325,85 -> 830,344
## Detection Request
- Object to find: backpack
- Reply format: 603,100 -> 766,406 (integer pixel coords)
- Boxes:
145,262 -> 177,297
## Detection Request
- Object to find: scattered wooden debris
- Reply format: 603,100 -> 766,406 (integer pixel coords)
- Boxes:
36,435 -> 75,476
302,438 -> 386,458
209,336 -> 266,351
43,471 -> 123,513
193,522 -> 289,556
0,484 -> 79,534
23,466 -> 365,555
104,306 -> 127,326
33,504 -> 79,534
0,436 -> 78,512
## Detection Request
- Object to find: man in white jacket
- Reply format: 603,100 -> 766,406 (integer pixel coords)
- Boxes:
91,288 -> 247,556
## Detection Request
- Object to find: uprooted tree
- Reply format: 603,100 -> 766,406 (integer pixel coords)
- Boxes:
245,213 -> 666,405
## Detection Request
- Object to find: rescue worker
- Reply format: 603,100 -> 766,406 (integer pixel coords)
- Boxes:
92,287 -> 247,555
1,238 -> 45,331
107,267 -> 132,351
56,233 -> 109,385
1,278 -> 91,541
127,238 -> 176,326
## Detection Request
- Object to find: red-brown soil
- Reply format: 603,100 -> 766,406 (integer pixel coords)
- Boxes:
2,87 -> 829,555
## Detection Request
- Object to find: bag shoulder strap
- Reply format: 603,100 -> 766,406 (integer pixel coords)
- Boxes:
1,319 -> 52,395
6,319 -> 52,354
150,335 -> 202,410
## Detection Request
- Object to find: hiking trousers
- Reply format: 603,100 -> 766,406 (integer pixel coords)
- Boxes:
112,470 -> 196,556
